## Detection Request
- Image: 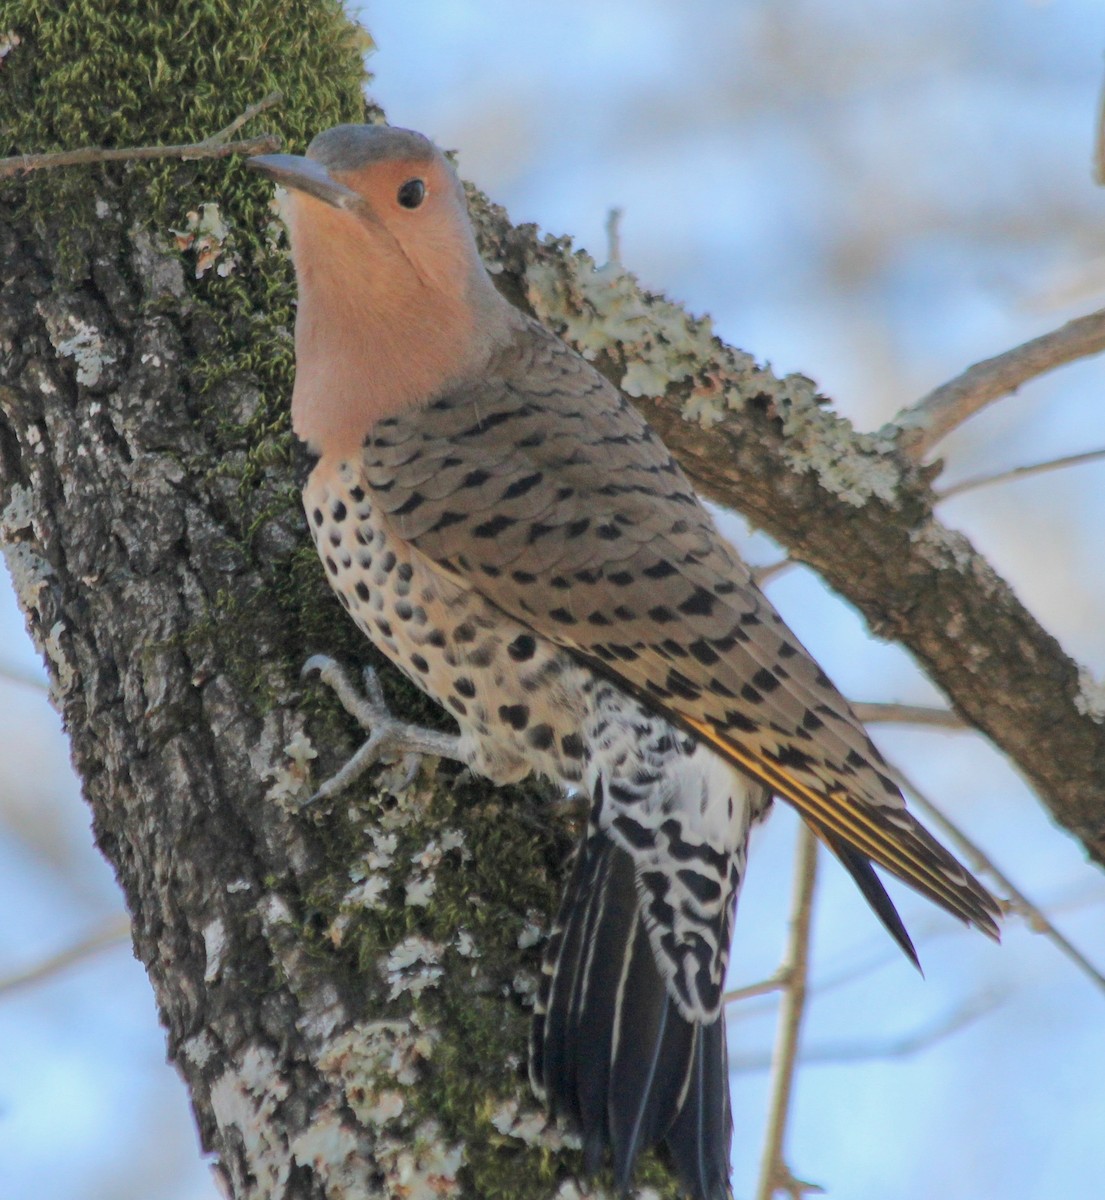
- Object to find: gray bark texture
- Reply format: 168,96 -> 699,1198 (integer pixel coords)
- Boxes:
0,4 -> 1101,1200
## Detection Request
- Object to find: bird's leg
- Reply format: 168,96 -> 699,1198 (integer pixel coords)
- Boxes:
302,655 -> 469,802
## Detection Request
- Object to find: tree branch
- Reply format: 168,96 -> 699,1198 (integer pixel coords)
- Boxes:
0,917 -> 131,998
0,659 -> 48,692
0,91 -> 283,179
850,702 -> 965,729
755,825 -> 820,1200
732,991 -> 1000,1073
890,307 -> 1105,461
937,447 -> 1105,500
898,768 -> 1105,994
752,558 -> 797,587
497,214 -> 1105,875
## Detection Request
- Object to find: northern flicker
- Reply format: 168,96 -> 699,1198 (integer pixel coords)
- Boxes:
248,126 -> 1001,1200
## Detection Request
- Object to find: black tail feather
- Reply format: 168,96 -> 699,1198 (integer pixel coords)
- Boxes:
823,829 -> 921,970
532,824 -> 733,1199
663,1016 -> 734,1200
536,833 -> 609,1130
608,908 -> 696,1192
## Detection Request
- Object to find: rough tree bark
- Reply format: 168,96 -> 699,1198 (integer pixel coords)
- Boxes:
1,4 -> 1101,1200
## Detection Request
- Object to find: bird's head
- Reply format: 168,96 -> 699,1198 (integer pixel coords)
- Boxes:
249,125 -> 516,458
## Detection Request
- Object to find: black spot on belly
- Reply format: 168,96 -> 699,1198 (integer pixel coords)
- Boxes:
331,500 -> 347,522
507,634 -> 536,661
468,644 -> 495,669
454,677 -> 476,698
527,723 -> 554,751
560,732 -> 585,760
498,704 -> 530,731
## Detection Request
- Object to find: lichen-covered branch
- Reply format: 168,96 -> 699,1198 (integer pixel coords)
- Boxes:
482,220 -> 1105,870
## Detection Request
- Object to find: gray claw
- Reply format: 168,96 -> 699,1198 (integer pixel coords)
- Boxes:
300,655 -> 468,802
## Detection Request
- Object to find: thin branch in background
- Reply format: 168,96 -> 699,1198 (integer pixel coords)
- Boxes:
890,306 -> 1105,461
0,660 -> 49,693
752,557 -> 797,587
898,767 -> 1105,994
731,916 -> 950,1023
936,447 -> 1105,501
604,206 -> 624,266
851,701 -> 965,730
723,970 -> 788,1006
735,879 -> 1105,1023
731,991 -> 1001,1074
0,91 -> 282,180
755,824 -> 821,1200
1094,64 -> 1105,186
0,916 -> 131,999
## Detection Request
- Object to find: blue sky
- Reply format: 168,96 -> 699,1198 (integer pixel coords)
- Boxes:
2,3 -> 1104,1197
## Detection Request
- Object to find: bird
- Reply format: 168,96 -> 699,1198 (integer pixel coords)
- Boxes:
248,125 -> 1001,1200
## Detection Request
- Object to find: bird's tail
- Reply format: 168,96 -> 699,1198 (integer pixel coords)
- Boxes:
530,817 -> 734,1200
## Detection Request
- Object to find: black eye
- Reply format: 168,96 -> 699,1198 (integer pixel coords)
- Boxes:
397,178 -> 426,209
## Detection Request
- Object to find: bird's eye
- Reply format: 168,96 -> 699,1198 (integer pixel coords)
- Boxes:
397,178 -> 426,209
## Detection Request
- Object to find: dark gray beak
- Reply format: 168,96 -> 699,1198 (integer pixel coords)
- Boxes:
246,153 -> 363,212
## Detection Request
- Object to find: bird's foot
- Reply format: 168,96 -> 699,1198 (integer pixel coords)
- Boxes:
302,655 -> 466,803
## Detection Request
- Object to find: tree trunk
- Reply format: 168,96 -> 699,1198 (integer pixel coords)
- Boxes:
1,4 -> 1101,1200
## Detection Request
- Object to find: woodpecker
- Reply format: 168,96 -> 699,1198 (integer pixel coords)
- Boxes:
249,125 -> 1000,1200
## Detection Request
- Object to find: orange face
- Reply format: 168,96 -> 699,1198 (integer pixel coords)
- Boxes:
248,130 -> 504,458
324,152 -> 472,295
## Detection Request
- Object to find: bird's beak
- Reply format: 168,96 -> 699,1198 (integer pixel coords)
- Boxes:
246,153 -> 364,213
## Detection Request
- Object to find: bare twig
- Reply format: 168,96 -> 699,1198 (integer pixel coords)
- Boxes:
0,916 -> 131,998
206,92 -> 282,142
0,660 -> 49,693
891,307 -> 1105,461
752,557 -> 797,587
851,701 -> 965,729
937,447 -> 1105,500
755,825 -> 820,1200
604,206 -> 624,267
899,768 -> 1105,994
1095,66 -> 1105,186
0,91 -> 282,180
723,970 -> 788,1005
731,991 -> 1000,1073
